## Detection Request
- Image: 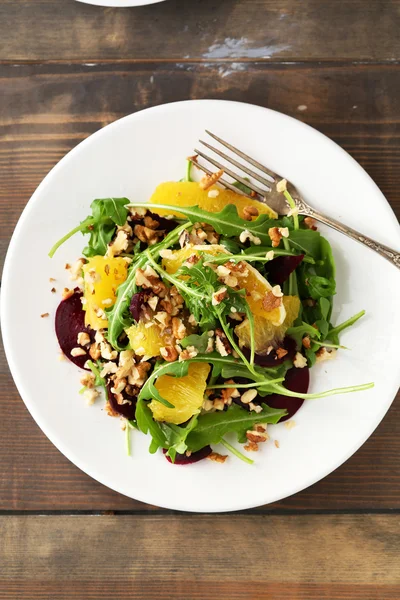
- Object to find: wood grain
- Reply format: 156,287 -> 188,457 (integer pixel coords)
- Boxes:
0,0 -> 400,61
0,61 -> 399,511
0,515 -> 399,599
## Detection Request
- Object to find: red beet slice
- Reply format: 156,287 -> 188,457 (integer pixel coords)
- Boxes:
129,291 -> 150,322
265,254 -> 304,285
266,366 -> 309,421
163,446 -> 212,465
106,382 -> 137,420
55,291 -> 94,369
242,336 -> 296,367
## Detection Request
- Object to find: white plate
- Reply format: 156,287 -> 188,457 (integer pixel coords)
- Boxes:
76,0 -> 166,6
2,100 -> 400,512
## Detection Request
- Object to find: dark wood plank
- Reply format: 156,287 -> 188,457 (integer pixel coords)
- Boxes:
0,0 -> 400,61
0,62 -> 399,510
1,515 -> 399,599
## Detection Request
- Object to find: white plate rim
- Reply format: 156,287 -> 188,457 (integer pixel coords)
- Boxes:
2,99 -> 400,512
75,0 -> 167,7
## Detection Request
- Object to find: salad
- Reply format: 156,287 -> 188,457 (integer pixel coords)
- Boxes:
49,162 -> 373,465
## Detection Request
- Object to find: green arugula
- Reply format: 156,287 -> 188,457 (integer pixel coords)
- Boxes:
49,198 -> 129,258
160,416 -> 199,462
135,398 -> 167,453
181,331 -> 210,353
186,403 -> 287,452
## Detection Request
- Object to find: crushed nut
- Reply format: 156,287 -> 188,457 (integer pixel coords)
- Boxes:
80,372 -> 95,389
83,388 -> 99,405
246,429 -> 268,443
268,227 -> 282,247
207,451 -> 228,463
147,296 -> 159,311
262,291 -> 282,312
77,331 -> 91,346
172,317 -> 186,340
159,249 -> 174,259
179,230 -> 190,248
215,328 -> 231,357
302,336 -> 311,349
179,346 -> 198,361
242,205 -> 259,220
202,399 -> 214,412
274,440 -> 280,448
100,361 -> 119,378
249,402 -> 263,413
199,169 -> 224,190
134,224 -> 162,246
212,287 -> 228,306
144,215 -> 160,229
62,288 -> 74,300
240,389 -> 258,404
244,441 -> 259,452
70,347 -> 86,357
285,420 -> 296,430
89,342 -> 101,361
271,285 -> 283,298
316,348 -> 337,362
304,217 -> 317,230
276,348 -> 288,359
69,258 -> 86,281
51,287 -> 56,293
40,313 -> 49,318
160,346 -> 179,362
107,230 -> 129,257
265,250 -> 275,261
207,189 -> 220,198
294,352 -> 308,368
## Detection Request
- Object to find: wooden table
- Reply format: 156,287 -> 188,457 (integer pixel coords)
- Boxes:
1,1 -> 399,598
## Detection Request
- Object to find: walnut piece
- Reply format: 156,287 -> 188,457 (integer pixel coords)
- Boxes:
207,452 -> 228,463
262,291 -> 282,312
199,169 -> 224,190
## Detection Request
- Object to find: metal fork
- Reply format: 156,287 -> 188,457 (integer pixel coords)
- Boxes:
194,131 -> 400,270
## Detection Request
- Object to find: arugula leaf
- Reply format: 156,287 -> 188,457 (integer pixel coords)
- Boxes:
186,403 -> 287,452
327,310 -> 365,344
49,198 -> 129,258
135,399 -> 167,453
308,275 -> 336,299
286,322 -> 321,347
181,331 -> 210,353
161,416 -> 199,462
289,229 -> 322,256
128,202 -> 276,244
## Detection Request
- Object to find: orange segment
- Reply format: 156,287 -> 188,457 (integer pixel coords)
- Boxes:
149,181 -> 277,219
235,296 -> 301,353
126,322 -> 174,358
149,362 -> 211,424
83,256 -> 128,329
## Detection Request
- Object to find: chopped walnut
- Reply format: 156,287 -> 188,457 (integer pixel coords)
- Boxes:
128,362 -> 151,386
147,296 -> 159,311
244,441 -> 259,452
202,399 -> 214,412
134,224 -> 162,246
276,348 -> 288,359
249,402 -> 263,413
271,285 -> 283,298
111,378 -> 127,395
172,317 -> 186,340
77,331 -> 91,346
246,429 -> 268,443
268,227 -> 282,247
216,265 -> 231,277
302,336 -> 311,349
40,313 -> 49,318
242,205 -> 259,220
213,399 -> 225,411
294,352 -> 308,368
274,440 -> 280,448
212,287 -> 228,306
69,258 -> 86,281
62,288 -> 74,300
159,249 -> 174,259
154,311 -> 171,329
285,420 -> 296,430
304,217 -> 317,230
83,388 -> 99,405
265,250 -> 275,261
144,215 -> 160,229
179,230 -> 190,248
207,452 -> 228,463
316,347 -> 337,362
100,361 -> 119,378
71,347 -> 86,357
179,346 -> 198,361
89,342 -> 101,360
80,372 -> 95,389
207,189 -> 220,198
199,169 -> 224,190
240,389 -> 258,404
184,253 -> 200,267
215,329 -> 231,357
160,346 -> 179,362
107,230 -> 129,257
262,291 -> 282,312
100,341 -> 118,361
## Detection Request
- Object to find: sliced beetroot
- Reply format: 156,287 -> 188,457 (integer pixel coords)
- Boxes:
55,291 -> 94,369
163,446 -> 212,465
129,291 -> 149,322
130,210 -> 178,233
266,366 -> 309,421
107,382 -> 137,420
265,254 -> 304,286
242,336 -> 297,367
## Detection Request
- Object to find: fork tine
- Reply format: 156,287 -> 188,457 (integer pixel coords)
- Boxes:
193,161 -> 254,199
194,148 -> 268,197
205,130 -> 278,183
199,139 -> 272,190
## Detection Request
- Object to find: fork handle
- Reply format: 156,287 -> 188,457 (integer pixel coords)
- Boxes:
298,204 -> 400,269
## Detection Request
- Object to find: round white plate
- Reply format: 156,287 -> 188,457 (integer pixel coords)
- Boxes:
2,100 -> 400,512
76,0 -> 166,7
